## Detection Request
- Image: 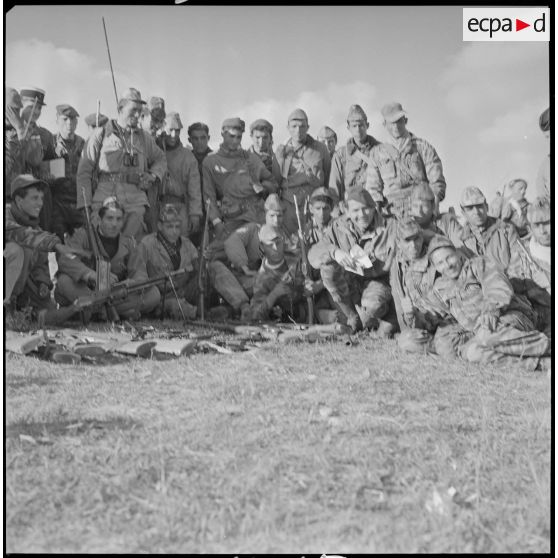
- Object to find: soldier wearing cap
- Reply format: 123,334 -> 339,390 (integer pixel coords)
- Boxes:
49,104 -> 86,241
508,197 -> 551,336
202,117 -> 279,242
390,218 -> 449,353
317,126 -> 338,158
459,186 -> 520,272
273,108 -> 332,235
535,107 -> 550,199
366,101 -> 446,219
76,87 -> 167,241
308,188 -> 397,334
488,178 -> 530,238
4,175 -> 82,324
425,235 -> 548,370
153,111 -> 203,238
330,104 -> 381,204
5,87 -> 27,190
137,204 -> 199,320
140,96 -> 166,137
248,119 -> 277,174
409,182 -> 462,246
84,112 -> 109,137
55,196 -> 160,320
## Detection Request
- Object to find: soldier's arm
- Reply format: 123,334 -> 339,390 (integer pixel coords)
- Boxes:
224,224 -> 257,270
145,135 -> 167,181
76,129 -> 104,209
4,209 -> 60,252
307,226 -> 339,269
252,154 -> 279,194
474,257 -> 513,311
126,238 -> 150,283
329,151 -> 345,202
56,228 -> 94,282
417,139 -> 446,202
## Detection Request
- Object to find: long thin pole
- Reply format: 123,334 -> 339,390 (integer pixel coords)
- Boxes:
102,17 -> 119,108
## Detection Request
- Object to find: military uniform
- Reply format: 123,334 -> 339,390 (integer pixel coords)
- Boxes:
489,193 -> 529,238
5,87 -> 26,194
426,237 -> 548,368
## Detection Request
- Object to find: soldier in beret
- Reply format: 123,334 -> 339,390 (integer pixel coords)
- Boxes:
76,87 -> 167,241
248,119 -> 276,174
317,126 -> 338,159
330,104 -> 381,204
535,107 -> 550,199
202,117 -> 279,242
426,235 -> 549,370
308,188 -> 397,335
50,104 -> 86,241
55,196 -> 161,320
366,102 -> 446,219
273,108 -> 331,235
84,112 -> 109,137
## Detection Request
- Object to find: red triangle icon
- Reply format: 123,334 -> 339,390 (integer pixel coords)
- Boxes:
516,19 -> 530,31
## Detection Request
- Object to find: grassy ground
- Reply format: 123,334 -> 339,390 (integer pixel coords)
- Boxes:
5,326 -> 551,553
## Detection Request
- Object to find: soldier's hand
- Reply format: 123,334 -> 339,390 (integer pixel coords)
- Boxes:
189,215 -> 201,234
38,283 -> 50,299
304,278 -> 322,296
54,244 -> 76,258
333,248 -> 354,269
84,270 -> 97,289
214,221 -> 226,240
109,273 -> 120,286
241,265 -> 257,277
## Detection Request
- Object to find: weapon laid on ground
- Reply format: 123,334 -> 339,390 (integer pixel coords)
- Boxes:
294,196 -> 314,324
74,269 -> 187,315
197,199 -> 211,320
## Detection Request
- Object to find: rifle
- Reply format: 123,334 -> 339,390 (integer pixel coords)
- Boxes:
197,199 -> 211,320
294,196 -> 314,324
102,17 -> 119,107
74,268 -> 187,314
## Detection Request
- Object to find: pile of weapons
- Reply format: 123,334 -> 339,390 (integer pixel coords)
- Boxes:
5,320 -> 353,365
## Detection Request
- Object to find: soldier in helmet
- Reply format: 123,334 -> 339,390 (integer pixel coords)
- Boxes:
366,101 -> 446,218
317,126 -> 338,159
140,96 -> 166,138
330,104 -> 381,204
76,87 -> 167,241
426,235 -> 548,370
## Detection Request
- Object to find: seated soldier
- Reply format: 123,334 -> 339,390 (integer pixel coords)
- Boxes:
459,186 -> 520,272
489,178 -> 530,238
426,235 -> 549,370
308,188 -> 397,335
55,196 -> 160,320
4,174 -> 82,324
302,187 -> 340,324
137,204 -> 198,320
390,219 -> 450,353
508,196 -> 551,336
409,182 -> 462,246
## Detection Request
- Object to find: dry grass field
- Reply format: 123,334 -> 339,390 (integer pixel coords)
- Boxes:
4,324 -> 552,553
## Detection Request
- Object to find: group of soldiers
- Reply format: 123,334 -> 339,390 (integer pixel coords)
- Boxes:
4,84 -> 552,370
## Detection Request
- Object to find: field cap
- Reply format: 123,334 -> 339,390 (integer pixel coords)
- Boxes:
527,196 -> 550,223
222,117 -> 245,132
20,86 -> 47,106
397,218 -> 422,241
381,102 -> 406,123
148,96 -> 166,122
166,112 -> 183,130
264,193 -> 284,212
84,113 -> 109,127
159,203 -> 182,223
102,196 -> 124,213
317,126 -> 336,139
539,107 -> 550,132
427,234 -> 456,260
259,224 -> 282,243
250,118 -> 273,134
347,104 -> 367,122
6,87 -> 22,110
410,182 -> 435,203
460,186 -> 486,207
119,87 -> 146,105
11,174 -> 48,197
310,186 -> 336,204
56,104 -> 79,118
288,108 -> 308,123
346,187 -> 376,208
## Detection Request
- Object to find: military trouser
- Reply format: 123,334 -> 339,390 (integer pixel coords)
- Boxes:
51,199 -> 85,241
4,242 -> 56,312
250,269 -> 302,321
54,273 -> 161,320
397,328 -> 435,354
209,262 -> 253,311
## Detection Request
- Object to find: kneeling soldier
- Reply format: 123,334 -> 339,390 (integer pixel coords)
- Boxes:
55,197 -> 160,320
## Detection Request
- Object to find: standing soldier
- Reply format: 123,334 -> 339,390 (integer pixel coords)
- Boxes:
535,107 -> 550,199
203,117 -> 279,241
308,188 -> 397,335
248,119 -> 276,174
366,102 -> 446,218
76,87 -> 167,241
50,104 -> 85,241
317,126 -> 338,159
84,112 -> 109,138
330,104 -> 380,203
157,112 -> 202,238
274,108 -> 331,235
426,235 -> 549,370
459,186 -> 520,272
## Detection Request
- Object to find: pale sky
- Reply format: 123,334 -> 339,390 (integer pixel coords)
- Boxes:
5,5 -> 550,209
